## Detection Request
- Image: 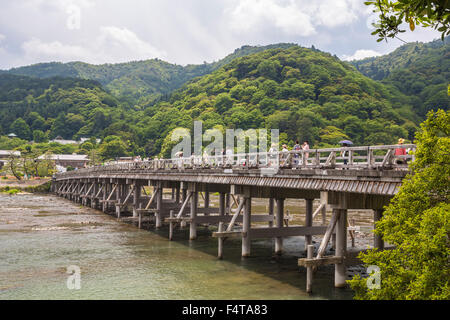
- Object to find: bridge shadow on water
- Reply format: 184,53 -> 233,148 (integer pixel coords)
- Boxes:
113,211 -> 355,300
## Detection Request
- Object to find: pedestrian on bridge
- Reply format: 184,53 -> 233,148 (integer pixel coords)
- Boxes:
293,140 -> 301,166
302,141 -> 310,165
394,138 -> 407,164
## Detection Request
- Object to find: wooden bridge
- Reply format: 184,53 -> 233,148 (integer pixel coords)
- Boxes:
51,144 -> 414,292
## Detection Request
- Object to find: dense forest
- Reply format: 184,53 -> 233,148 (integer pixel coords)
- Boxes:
351,36 -> 449,117
5,43 -> 296,105
0,40 -> 447,161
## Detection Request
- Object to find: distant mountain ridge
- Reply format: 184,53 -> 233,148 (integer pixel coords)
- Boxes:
350,36 -> 449,117
3,43 -> 297,103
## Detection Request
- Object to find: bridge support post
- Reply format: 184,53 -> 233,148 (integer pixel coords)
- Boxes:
242,197 -> 252,257
335,208 -> 348,288
219,193 -> 226,217
218,222 -> 224,259
275,198 -> 284,255
75,182 -> 80,202
306,244 -> 314,293
374,209 -> 384,250
226,193 -> 231,215
78,182 -> 83,203
305,199 -> 313,251
204,191 -> 210,216
190,189 -> 198,240
116,182 -> 121,219
133,181 -> 141,218
320,191 -> 328,225
175,186 -> 180,203
91,182 -> 98,209
102,182 -> 107,213
180,183 -> 188,229
156,183 -> 163,228
268,198 -> 274,227
331,230 -> 336,250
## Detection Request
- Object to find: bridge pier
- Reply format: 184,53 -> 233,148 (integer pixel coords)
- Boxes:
156,183 -> 163,228
335,208 -> 347,288
133,181 -> 142,218
304,198 -> 313,251
175,186 -> 180,203
275,198 -> 284,255
115,182 -> 121,218
189,189 -> 198,240
268,198 -> 274,227
242,196 -> 251,257
91,182 -> 98,209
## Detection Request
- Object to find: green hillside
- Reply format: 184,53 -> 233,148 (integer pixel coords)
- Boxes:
351,37 -> 449,117
0,74 -> 124,142
4,44 -> 297,104
0,43 -> 439,160
142,46 -> 419,156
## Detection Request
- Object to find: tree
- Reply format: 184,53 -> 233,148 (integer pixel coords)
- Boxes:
366,0 -> 450,42
33,130 -> 48,143
10,118 -> 31,141
8,153 -> 22,180
98,136 -> 129,160
348,109 -> 450,299
214,93 -> 233,113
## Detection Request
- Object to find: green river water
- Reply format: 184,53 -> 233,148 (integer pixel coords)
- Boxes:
0,193 -> 355,300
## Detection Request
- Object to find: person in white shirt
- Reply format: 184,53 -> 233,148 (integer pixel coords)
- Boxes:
302,141 -> 310,165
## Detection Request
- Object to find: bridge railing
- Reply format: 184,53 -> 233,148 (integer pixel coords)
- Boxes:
55,144 -> 415,178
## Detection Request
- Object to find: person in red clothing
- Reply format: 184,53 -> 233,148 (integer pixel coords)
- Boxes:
394,138 -> 407,164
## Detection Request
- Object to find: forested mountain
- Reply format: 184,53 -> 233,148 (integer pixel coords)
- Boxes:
143,46 -> 419,157
351,36 -> 449,117
4,43 -> 296,104
0,40 -> 445,160
0,74 -> 125,143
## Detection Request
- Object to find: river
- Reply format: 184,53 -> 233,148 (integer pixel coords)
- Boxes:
0,193 -> 357,300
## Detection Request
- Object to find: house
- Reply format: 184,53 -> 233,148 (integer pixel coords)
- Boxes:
79,137 -> 101,144
37,154 -> 89,169
7,133 -> 18,138
49,136 -> 102,145
49,136 -> 78,145
0,150 -> 21,171
0,150 -> 21,159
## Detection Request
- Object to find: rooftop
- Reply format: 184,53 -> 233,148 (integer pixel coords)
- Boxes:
0,150 -> 21,157
37,154 -> 89,161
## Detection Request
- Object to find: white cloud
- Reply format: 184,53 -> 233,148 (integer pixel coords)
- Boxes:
20,26 -> 165,65
22,38 -> 90,62
0,33 -> 5,43
226,0 -> 368,36
341,49 -> 382,61
312,0 -> 364,28
97,26 -> 166,62
227,0 -> 316,36
24,0 -> 95,10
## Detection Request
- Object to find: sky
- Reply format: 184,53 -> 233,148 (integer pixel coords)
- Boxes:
0,0 -> 443,70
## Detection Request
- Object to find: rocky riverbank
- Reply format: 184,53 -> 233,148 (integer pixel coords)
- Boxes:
0,178 -> 51,193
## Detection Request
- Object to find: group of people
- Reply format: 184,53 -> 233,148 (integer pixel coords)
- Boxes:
166,137 -> 410,168
278,140 -> 310,166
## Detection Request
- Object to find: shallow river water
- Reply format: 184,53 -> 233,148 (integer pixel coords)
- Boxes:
0,193 -> 358,300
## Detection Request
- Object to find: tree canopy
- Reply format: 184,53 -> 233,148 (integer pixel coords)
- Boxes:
348,109 -> 450,299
